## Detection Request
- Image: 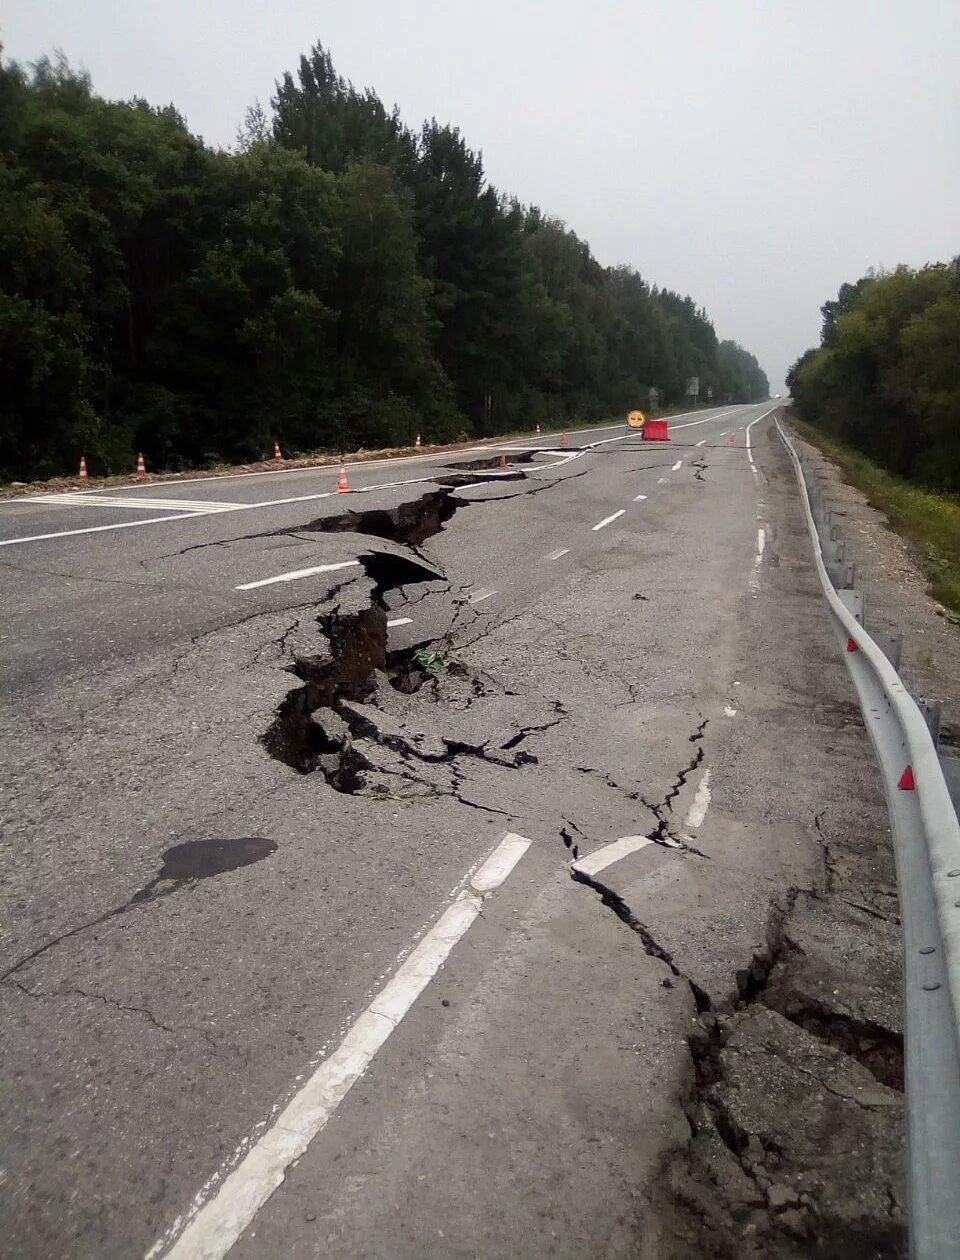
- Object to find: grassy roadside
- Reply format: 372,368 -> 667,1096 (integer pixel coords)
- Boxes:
790,414 -> 960,617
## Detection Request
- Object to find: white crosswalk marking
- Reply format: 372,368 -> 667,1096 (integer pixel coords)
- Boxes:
20,494 -> 244,514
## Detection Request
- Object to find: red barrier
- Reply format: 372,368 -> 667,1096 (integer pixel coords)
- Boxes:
642,418 -> 670,442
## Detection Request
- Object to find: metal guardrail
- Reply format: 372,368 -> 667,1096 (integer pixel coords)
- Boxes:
775,417 -> 960,1259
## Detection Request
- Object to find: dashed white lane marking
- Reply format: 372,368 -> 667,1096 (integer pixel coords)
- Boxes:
149,832 -> 532,1260
657,477 -> 668,484
671,460 -> 682,471
719,431 -> 728,437
756,527 -> 766,559
592,509 -> 626,532
573,835 -> 652,877
235,560 -> 361,591
545,547 -> 570,561
696,439 -> 707,447
633,494 -> 648,502
723,705 -> 738,718
468,588 -> 497,604
684,769 -> 712,831
387,617 -> 412,627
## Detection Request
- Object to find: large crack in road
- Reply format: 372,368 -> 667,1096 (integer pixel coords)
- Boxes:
258,485 -> 572,806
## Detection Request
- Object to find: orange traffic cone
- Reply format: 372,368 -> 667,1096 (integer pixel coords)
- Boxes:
79,456 -> 87,480
498,452 -> 507,468
136,452 -> 146,478
728,432 -> 736,446
336,464 -> 351,493
274,439 -> 283,463
560,432 -> 568,449
415,433 -> 421,449
536,423 -> 541,436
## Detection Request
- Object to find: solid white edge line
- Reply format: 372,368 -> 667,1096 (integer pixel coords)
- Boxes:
684,769 -> 712,831
235,560 -> 361,591
0,512 -> 209,547
572,835 -> 653,877
592,509 -> 626,532
386,617 -> 412,627
148,832 -> 531,1260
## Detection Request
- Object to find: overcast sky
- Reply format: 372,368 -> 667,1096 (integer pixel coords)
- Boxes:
4,0 -> 958,391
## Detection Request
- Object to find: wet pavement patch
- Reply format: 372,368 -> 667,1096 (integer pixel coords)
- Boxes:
154,837 -> 277,882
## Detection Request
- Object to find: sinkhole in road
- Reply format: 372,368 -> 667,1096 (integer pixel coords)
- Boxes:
260,488 -> 551,800
307,489 -> 461,547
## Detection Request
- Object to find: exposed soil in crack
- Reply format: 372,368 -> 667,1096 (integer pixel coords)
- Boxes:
256,491 -> 557,805
657,881 -> 906,1258
441,450 -> 538,471
305,490 -> 461,547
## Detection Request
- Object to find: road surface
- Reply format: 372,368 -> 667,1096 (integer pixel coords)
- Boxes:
0,404 -> 888,1257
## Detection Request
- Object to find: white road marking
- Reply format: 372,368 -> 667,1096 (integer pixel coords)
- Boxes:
387,617 -> 412,627
545,547 -> 569,561
745,412 -> 768,481
235,560 -> 361,591
696,439 -> 707,447
592,509 -> 626,531
657,476 -> 668,484
749,526 -> 766,596
633,494 -> 648,502
467,588 -> 497,604
0,514 -> 210,547
671,406 -> 740,430
147,832 -> 531,1260
671,460 -> 682,471
719,431 -> 728,437
573,835 -> 652,877
684,769 -> 712,831
18,493 -> 247,514
723,705 -> 738,718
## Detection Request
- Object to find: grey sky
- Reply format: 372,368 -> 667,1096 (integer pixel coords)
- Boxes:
4,1 -> 958,392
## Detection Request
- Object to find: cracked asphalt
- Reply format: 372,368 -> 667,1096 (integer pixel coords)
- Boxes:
0,405 -> 901,1258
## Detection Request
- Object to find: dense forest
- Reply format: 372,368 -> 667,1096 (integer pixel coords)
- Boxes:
0,43 -> 769,481
788,261 -> 960,491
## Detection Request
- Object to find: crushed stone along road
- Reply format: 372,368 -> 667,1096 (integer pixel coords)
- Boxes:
0,405 -> 905,1258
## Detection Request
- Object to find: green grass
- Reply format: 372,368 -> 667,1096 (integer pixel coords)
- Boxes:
790,415 -> 960,618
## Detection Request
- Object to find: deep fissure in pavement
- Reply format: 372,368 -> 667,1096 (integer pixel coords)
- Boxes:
659,885 -> 906,1259
259,490 -> 560,803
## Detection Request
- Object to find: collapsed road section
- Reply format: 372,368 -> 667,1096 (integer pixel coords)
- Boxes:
259,483 -> 570,806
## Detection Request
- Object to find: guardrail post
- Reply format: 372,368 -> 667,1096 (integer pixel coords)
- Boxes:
920,699 -> 943,745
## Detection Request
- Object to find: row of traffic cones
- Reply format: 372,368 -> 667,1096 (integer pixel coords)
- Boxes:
78,453 -> 147,479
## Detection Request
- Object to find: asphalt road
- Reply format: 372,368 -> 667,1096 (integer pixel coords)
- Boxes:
0,404 -> 886,1257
